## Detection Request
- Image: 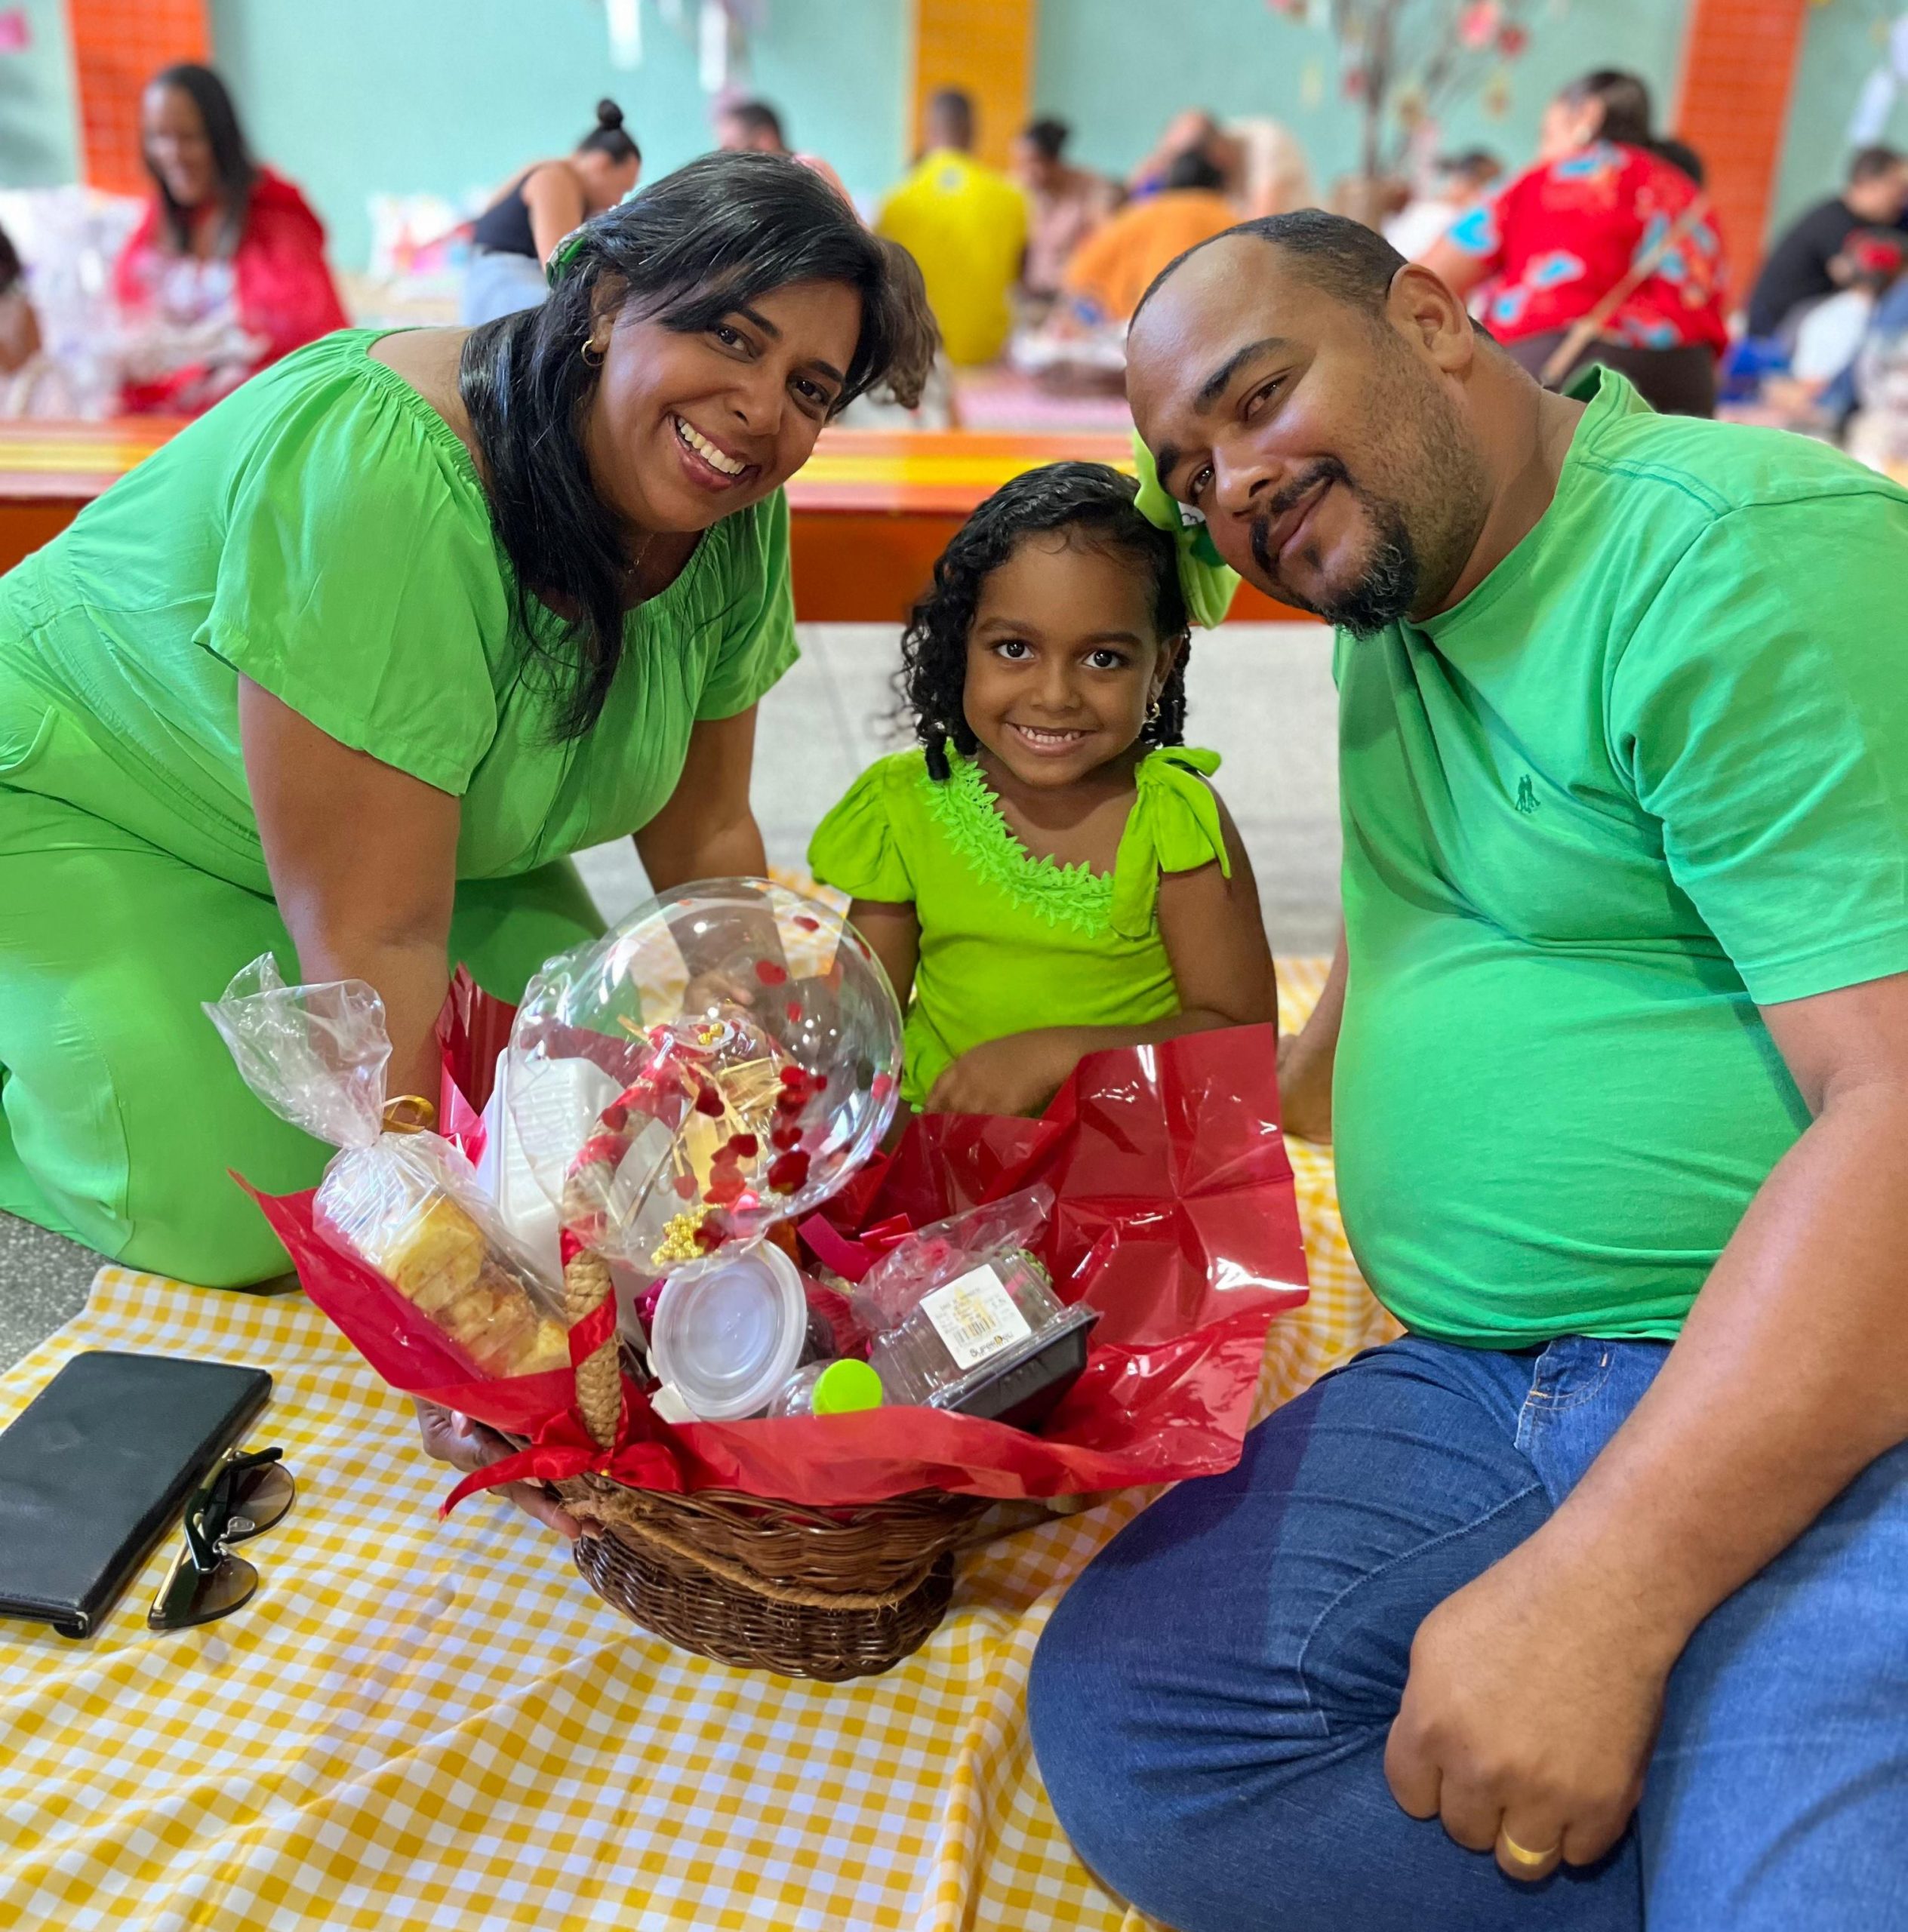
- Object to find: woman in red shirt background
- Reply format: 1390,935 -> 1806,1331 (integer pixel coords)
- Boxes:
113,63 -> 348,417
1422,69 -> 1727,417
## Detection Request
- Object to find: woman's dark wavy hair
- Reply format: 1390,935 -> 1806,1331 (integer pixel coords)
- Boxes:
146,63 -> 257,255
460,150 -> 937,740
899,462 -> 1190,781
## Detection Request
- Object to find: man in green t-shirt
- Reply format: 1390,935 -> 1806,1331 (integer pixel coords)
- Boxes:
1029,212 -> 1908,1930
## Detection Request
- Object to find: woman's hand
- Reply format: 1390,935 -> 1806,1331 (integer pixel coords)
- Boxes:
414,1400 -> 581,1541
928,1032 -> 1078,1118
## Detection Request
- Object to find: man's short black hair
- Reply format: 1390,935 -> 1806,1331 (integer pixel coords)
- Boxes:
927,88 -> 974,150
1023,117 -> 1069,162
722,99 -> 786,149
1851,144 -> 1905,186
1133,208 -> 1408,329
1165,148 -> 1226,194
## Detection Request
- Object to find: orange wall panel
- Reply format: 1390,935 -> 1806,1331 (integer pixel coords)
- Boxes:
66,0 -> 211,198
1673,0 -> 1808,284
908,0 -> 1035,171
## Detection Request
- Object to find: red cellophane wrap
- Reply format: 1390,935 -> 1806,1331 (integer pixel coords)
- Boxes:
248,980 -> 1308,1510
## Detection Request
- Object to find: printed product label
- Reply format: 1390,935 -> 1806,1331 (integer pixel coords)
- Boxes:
919,1264 -> 1032,1372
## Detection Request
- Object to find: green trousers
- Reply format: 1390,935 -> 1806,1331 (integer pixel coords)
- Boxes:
0,786 -> 602,1287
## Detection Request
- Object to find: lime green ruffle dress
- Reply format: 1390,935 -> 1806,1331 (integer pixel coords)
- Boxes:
808,746 -> 1229,1108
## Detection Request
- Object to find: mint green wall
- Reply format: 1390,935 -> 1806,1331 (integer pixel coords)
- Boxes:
208,0 -> 908,269
1771,3 -> 1908,235
0,0 -> 78,186
1033,0 -> 1688,201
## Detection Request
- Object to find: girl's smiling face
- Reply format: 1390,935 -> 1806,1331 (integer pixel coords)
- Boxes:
962,532 -> 1180,792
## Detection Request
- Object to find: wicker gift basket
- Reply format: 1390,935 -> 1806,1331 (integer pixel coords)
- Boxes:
223,888 -> 1306,1685
546,1214 -> 987,1681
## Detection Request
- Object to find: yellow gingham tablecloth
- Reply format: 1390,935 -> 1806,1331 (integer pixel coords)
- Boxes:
0,959 -> 1395,1931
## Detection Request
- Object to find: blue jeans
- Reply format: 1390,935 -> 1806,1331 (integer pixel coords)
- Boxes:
1029,1337 -> 1908,1931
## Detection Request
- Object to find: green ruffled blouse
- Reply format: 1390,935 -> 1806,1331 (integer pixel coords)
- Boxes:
808,745 -> 1229,1107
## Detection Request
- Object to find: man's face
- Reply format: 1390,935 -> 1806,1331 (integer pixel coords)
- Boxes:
1127,236 -> 1491,633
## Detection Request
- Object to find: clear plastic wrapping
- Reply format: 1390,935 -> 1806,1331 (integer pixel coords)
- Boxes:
505,880 -> 903,1270
208,953 -> 571,1381
851,1187 -> 1096,1423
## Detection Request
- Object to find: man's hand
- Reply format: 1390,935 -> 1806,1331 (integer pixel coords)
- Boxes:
1383,1539 -> 1670,1881
414,1400 -> 581,1541
927,1031 -> 1076,1117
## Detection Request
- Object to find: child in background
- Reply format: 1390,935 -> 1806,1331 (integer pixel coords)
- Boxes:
809,460 -> 1275,1118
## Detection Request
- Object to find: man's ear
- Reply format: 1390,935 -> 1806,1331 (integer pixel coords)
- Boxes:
1387,263 -> 1477,375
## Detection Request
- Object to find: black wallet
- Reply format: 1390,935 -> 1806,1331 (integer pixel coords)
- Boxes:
0,1350 -> 272,1637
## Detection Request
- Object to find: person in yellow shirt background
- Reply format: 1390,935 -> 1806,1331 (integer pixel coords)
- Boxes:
877,88 -> 1028,365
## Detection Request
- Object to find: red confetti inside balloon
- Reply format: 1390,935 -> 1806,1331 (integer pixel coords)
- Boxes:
767,1149 -> 811,1194
770,1121 -> 802,1151
693,1081 -> 725,1118
792,915 -> 820,931
754,959 -> 788,986
784,1001 -> 803,1025
725,1132 -> 759,1158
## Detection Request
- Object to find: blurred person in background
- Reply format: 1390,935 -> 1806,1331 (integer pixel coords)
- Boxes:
0,223 -> 40,377
1129,107 -> 1313,220
1792,230 -> 1906,400
715,98 -> 787,155
878,88 -> 1027,365
1060,149 -> 1234,327
1748,146 -> 1908,346
114,63 -> 347,416
461,100 -> 642,326
713,95 -> 854,211
1385,148 -> 1502,261
1014,117 -> 1119,307
1422,69 -> 1726,417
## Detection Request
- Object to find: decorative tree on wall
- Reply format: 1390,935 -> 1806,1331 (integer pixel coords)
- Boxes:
1268,0 -> 1558,197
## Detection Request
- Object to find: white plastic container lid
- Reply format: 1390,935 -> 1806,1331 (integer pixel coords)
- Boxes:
646,1241 -> 810,1422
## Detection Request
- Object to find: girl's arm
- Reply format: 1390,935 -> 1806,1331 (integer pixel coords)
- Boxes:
927,796 -> 1275,1117
845,898 -> 920,1012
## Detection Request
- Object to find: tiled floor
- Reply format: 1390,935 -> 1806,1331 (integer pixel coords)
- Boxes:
0,620 -> 1340,1364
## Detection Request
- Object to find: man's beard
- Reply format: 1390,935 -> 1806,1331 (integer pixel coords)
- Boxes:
1250,458 -> 1420,637
1246,354 -> 1487,637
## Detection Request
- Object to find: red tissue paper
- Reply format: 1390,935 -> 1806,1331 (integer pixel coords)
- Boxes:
244,978 -> 1308,1509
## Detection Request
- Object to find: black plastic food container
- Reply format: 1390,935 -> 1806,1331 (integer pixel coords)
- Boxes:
931,1304 -> 1100,1432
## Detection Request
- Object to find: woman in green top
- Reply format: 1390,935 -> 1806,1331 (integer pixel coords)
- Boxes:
809,462 -> 1276,1116
0,152 -> 933,1287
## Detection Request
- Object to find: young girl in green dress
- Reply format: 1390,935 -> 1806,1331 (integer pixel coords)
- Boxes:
809,460 -> 1276,1118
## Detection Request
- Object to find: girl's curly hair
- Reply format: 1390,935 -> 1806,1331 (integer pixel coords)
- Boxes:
897,462 -> 1190,780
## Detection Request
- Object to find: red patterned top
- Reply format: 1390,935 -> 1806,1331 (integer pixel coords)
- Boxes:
1445,142 -> 1728,355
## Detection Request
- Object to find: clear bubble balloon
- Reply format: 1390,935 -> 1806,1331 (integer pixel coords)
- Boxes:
505,879 -> 902,1270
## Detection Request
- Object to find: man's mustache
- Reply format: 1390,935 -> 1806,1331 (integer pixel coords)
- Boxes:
1249,458 -> 1354,579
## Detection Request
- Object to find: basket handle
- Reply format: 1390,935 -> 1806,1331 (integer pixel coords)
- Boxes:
561,1169 -> 623,1450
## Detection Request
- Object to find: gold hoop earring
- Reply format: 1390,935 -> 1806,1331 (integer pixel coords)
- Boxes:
1146,695 -> 1163,724
580,338 -> 605,368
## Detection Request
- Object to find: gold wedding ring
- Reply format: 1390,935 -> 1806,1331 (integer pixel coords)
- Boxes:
1497,1830 -> 1561,1872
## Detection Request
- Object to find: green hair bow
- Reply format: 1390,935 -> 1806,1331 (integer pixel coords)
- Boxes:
1130,430 -> 1240,629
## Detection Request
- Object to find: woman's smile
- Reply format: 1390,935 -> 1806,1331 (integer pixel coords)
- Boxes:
671,412 -> 758,488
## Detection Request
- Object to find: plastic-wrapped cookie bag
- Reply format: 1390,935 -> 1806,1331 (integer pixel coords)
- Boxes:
208,953 -> 571,1381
